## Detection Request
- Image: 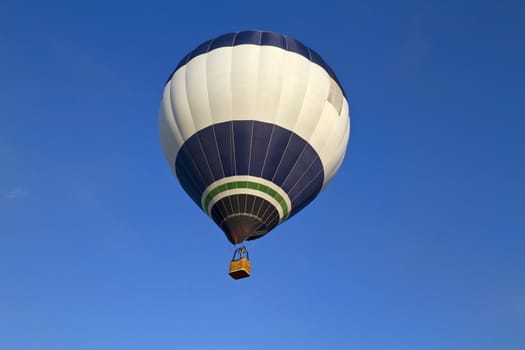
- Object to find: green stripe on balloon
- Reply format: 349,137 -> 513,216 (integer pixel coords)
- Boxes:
203,180 -> 290,219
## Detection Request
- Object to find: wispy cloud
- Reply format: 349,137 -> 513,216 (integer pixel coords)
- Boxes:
4,187 -> 29,200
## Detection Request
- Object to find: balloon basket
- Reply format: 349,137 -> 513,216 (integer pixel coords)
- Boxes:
229,246 -> 251,279
229,258 -> 251,279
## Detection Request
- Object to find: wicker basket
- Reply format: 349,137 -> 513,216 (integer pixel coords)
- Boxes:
229,257 -> 251,279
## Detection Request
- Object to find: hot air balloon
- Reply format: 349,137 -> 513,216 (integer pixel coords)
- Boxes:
159,30 -> 350,278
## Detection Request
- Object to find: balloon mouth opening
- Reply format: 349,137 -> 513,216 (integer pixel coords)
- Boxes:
222,215 -> 268,244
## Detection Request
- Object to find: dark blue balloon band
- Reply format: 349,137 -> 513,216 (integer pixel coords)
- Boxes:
175,120 -> 324,242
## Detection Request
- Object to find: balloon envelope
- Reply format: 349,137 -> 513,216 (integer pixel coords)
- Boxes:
159,30 -> 350,244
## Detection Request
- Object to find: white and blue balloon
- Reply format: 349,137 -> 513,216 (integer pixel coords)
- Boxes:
159,30 -> 350,244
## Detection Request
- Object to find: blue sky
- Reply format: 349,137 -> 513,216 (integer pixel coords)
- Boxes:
1,0 -> 524,349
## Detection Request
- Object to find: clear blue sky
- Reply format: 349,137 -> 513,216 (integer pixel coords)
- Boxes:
1,0 -> 524,349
